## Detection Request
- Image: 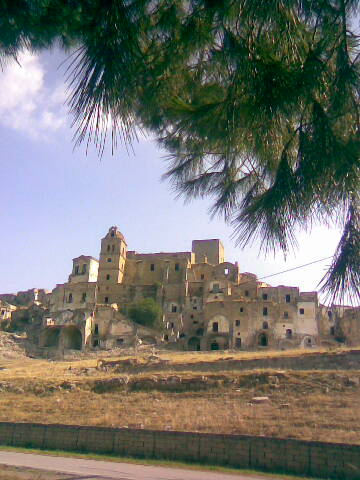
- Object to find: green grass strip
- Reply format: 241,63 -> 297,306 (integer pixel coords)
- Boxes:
0,445 -> 330,480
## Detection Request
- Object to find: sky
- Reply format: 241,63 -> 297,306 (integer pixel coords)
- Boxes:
0,49 -> 343,302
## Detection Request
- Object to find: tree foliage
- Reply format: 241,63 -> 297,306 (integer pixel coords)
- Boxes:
1,0 -> 359,303
127,298 -> 162,328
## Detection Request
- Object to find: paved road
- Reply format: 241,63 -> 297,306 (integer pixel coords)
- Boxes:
0,450 -> 280,480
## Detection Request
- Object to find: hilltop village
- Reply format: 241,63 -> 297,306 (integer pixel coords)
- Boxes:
0,226 -> 359,355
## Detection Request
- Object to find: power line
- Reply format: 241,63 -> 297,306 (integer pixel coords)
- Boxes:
258,256 -> 334,281
239,255 -> 334,286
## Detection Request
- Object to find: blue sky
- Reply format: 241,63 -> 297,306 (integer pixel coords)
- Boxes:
0,49 -> 342,300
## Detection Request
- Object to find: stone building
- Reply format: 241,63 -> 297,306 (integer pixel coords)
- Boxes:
0,300 -> 16,322
43,226 -> 321,351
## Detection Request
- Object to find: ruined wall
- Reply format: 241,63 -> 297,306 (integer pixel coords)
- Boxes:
192,239 -> 224,265
337,308 -> 360,346
49,283 -> 97,313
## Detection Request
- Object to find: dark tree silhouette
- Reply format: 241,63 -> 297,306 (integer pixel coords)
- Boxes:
1,1 -> 359,303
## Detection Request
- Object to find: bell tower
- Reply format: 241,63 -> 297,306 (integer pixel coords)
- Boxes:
97,226 -> 127,285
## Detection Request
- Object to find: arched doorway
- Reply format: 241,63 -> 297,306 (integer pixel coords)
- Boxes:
62,326 -> 82,350
40,327 -> 61,348
188,337 -> 201,351
258,333 -> 268,347
211,341 -> 219,350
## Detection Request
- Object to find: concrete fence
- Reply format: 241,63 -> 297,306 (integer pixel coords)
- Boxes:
0,422 -> 359,479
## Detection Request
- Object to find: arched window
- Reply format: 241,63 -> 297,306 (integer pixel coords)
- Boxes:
258,333 -> 268,346
211,341 -> 219,350
286,329 -> 292,339
68,293 -> 73,303
262,321 -> 268,329
212,322 -> 219,332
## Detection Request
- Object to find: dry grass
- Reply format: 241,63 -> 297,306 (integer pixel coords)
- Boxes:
0,349 -> 359,446
0,345 -> 353,381
0,363 -> 359,445
0,465 -> 69,480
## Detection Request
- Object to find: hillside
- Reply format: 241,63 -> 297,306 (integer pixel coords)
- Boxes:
0,347 -> 359,445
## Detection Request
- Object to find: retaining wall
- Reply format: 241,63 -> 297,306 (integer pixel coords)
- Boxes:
0,422 -> 359,479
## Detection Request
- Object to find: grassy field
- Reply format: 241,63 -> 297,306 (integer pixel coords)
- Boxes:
0,348 -> 359,445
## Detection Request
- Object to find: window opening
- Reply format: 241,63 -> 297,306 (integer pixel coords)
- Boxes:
106,274 -> 110,280
262,321 -> 269,329
286,328 -> 292,339
68,293 -> 73,303
107,258 -> 112,262
235,338 -> 242,348
235,320 -> 240,327
262,293 -> 268,300
82,292 -> 86,303
104,296 -> 109,303
285,294 -> 291,303
263,307 -> 268,316
212,322 -> 219,332
212,283 -> 220,293
175,263 -> 180,271
94,324 -> 99,335
258,333 -> 268,346
283,311 -> 289,319
74,265 -> 79,275
245,290 -> 249,297
171,305 -> 177,313
299,308 -> 305,315
150,263 -> 155,271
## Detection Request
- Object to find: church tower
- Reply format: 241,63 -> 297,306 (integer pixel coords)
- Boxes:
97,226 -> 127,285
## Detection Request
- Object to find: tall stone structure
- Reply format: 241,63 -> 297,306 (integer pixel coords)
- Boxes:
98,226 -> 127,287
45,226 -> 321,352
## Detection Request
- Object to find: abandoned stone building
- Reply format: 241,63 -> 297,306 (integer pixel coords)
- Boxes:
2,226 -> 358,353
28,226 -> 325,352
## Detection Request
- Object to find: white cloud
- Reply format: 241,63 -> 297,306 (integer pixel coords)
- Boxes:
0,51 -> 67,139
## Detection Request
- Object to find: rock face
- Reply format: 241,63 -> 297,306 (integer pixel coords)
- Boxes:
0,332 -> 28,359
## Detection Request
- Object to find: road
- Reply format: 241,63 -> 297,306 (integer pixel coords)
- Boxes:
0,450 -> 281,480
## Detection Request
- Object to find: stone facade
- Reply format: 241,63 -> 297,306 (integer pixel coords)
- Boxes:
0,300 -> 16,322
43,226 -> 322,351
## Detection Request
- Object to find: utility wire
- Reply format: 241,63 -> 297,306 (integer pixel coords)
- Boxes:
258,256 -> 334,281
239,255 -> 334,286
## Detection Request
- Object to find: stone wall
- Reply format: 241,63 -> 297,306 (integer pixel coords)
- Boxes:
0,422 -> 358,479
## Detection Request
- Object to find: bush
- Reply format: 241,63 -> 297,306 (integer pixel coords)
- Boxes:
127,298 -> 162,329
